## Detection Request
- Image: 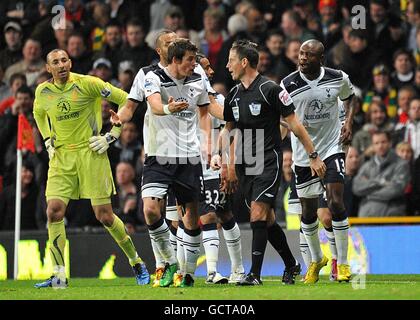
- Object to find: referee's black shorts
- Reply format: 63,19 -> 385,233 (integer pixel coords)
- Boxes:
236,149 -> 283,209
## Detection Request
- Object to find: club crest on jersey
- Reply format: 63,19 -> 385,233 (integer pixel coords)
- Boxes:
249,102 -> 261,116
100,88 -> 111,98
57,99 -> 71,113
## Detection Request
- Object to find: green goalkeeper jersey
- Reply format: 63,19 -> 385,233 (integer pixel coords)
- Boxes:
33,72 -> 126,148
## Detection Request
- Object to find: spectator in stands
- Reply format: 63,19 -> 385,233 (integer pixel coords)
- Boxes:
0,73 -> 26,116
332,29 -> 379,91
391,49 -> 415,90
366,0 -> 392,63
344,146 -> 361,217
67,32 -> 92,75
90,2 -> 111,53
146,6 -> 200,49
275,39 -> 301,82
112,161 -> 139,224
0,64 -> 11,103
311,0 -> 341,50
325,20 -> 352,69
265,29 -> 286,68
117,61 -> 135,93
0,1 -> 39,31
257,46 -> 276,81
280,9 -> 315,43
198,7 -> 228,68
227,12 -> 248,37
352,100 -> 394,161
353,131 -> 411,217
406,0 -> 420,52
4,38 -> 45,87
0,85 -> 35,186
395,141 -> 416,215
149,0 -> 172,32
396,85 -> 416,126
94,20 -> 124,78
0,21 -> 23,71
119,19 -> 157,72
414,65 -> 420,97
0,159 -> 39,230
362,64 -> 398,121
400,98 -> 420,159
91,57 -> 118,86
108,121 -> 142,175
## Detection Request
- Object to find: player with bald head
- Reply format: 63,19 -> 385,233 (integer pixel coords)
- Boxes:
33,48 -> 150,288
281,39 -> 356,284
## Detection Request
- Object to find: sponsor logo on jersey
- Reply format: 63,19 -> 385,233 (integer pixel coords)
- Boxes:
249,102 -> 261,116
304,99 -> 331,123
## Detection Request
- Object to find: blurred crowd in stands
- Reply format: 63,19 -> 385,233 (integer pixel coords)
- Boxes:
1,0 -> 420,232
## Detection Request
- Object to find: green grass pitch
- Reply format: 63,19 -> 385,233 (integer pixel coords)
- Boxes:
1,275 -> 420,300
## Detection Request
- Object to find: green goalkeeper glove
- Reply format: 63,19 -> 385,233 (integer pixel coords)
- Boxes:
44,138 -> 55,160
88,132 -> 118,154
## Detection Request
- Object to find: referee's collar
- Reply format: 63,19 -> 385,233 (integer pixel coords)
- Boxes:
240,73 -> 262,91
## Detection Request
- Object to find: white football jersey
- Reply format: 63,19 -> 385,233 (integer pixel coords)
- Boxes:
281,67 -> 354,166
144,67 -> 210,157
128,63 -> 214,155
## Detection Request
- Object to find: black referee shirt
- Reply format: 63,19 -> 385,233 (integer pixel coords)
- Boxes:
224,74 -> 295,166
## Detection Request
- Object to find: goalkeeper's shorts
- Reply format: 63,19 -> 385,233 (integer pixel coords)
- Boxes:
45,145 -> 116,203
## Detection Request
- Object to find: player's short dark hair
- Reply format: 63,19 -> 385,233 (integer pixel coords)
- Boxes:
231,39 -> 259,68
167,38 -> 198,64
16,85 -> 34,98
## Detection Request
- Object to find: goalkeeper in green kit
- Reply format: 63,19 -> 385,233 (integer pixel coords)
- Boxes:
33,49 -> 150,288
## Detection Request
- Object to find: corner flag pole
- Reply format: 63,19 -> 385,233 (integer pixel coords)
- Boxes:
14,113 -> 35,279
14,149 -> 22,280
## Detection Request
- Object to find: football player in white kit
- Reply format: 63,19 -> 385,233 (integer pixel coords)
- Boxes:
196,53 -> 246,284
281,40 -> 356,284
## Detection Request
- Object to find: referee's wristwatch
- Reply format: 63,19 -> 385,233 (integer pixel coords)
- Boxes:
309,151 -> 318,160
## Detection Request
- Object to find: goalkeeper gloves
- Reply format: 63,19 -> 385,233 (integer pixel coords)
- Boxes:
44,138 -> 55,160
88,132 -> 118,154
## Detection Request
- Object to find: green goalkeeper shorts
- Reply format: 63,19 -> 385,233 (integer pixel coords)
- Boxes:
45,145 -> 116,202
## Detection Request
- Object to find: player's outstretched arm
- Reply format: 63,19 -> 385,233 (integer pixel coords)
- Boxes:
111,99 -> 139,126
284,112 -> 326,178
208,94 -> 224,120
147,94 -> 189,115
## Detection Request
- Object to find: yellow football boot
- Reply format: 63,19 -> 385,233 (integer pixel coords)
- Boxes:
337,264 -> 352,282
304,256 -> 328,284
152,267 -> 165,288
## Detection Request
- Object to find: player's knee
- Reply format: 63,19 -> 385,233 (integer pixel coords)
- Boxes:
317,208 -> 332,228
216,210 -> 233,224
94,207 -> 114,227
200,212 -> 217,225
46,202 -> 65,223
143,204 -> 161,223
327,198 -> 345,217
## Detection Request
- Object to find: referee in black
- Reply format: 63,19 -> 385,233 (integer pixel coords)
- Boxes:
211,40 -> 326,285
